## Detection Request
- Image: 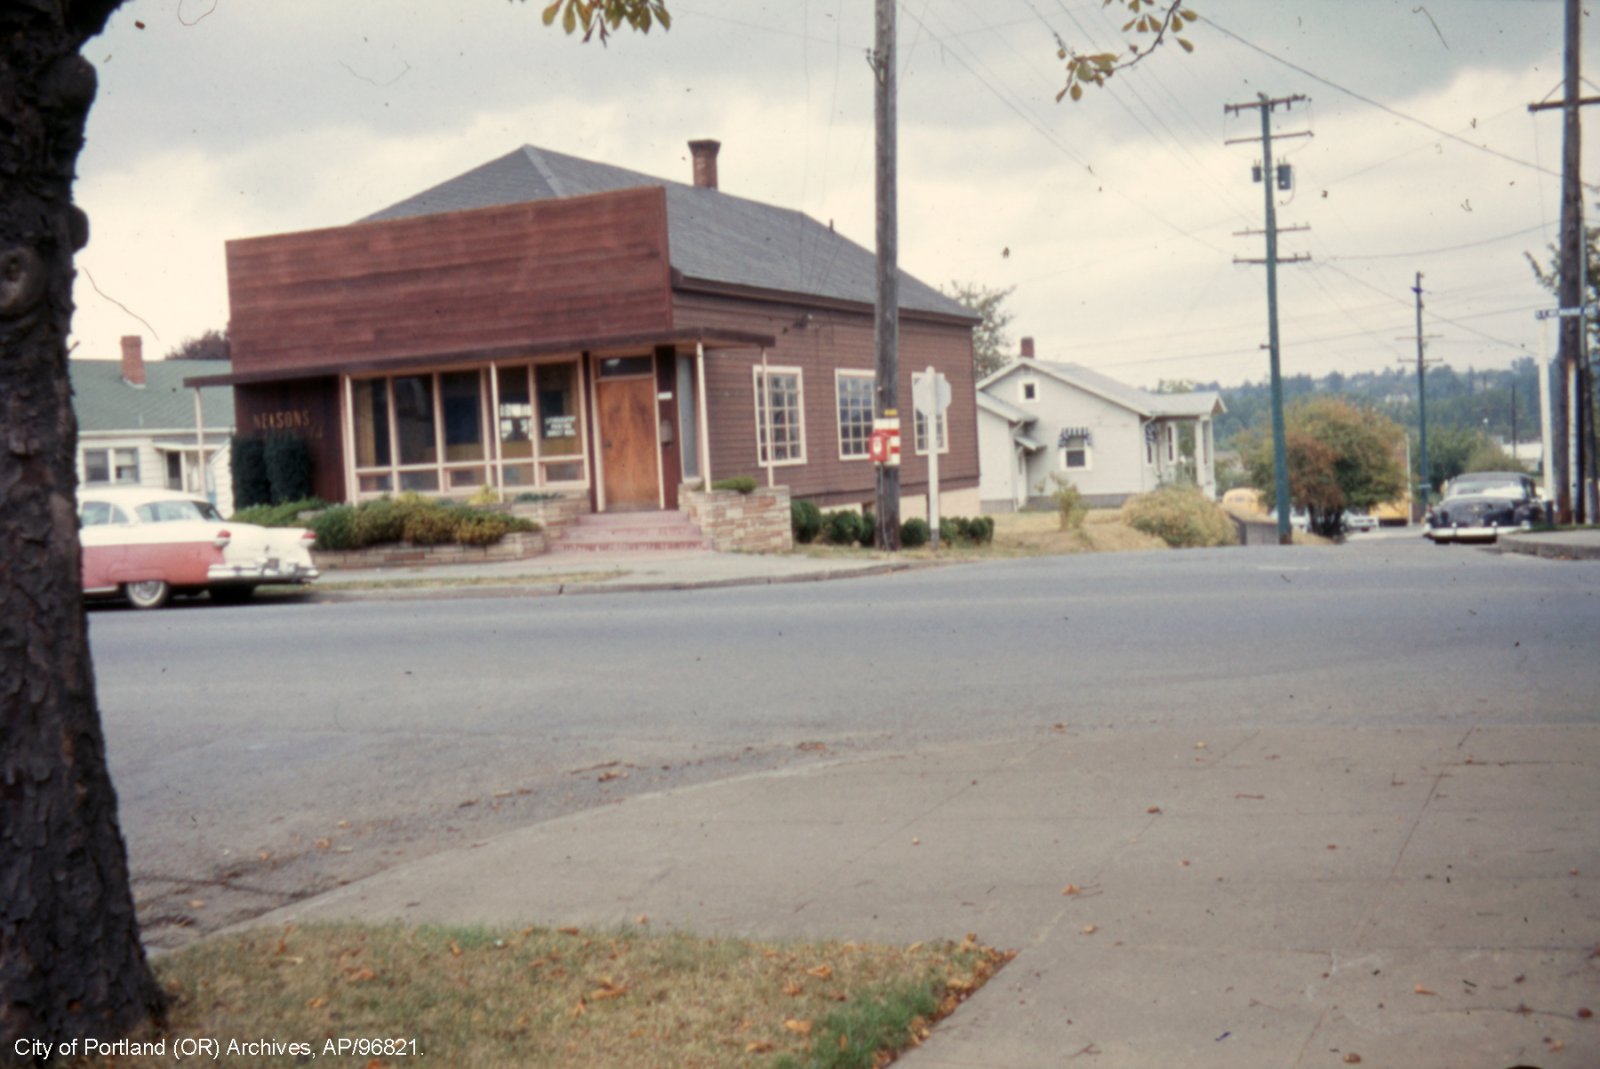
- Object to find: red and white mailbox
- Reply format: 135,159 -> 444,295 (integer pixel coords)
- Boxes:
869,417 -> 901,466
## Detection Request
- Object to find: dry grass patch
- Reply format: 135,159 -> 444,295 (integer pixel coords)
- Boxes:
989,509 -> 1168,556
65,924 -> 1009,1069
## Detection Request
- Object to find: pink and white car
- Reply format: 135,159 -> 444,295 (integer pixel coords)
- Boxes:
78,486 -> 319,608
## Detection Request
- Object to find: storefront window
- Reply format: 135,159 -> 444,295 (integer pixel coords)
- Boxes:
355,379 -> 392,468
537,363 -> 581,462
348,361 -> 586,499
393,375 -> 436,467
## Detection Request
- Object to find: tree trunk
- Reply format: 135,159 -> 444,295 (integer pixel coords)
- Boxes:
1,1 -> 166,1059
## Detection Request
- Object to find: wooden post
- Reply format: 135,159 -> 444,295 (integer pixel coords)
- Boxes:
873,0 -> 901,550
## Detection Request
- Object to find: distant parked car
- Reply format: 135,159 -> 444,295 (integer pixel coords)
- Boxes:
1342,509 -> 1379,534
1425,472 -> 1549,543
78,487 -> 319,608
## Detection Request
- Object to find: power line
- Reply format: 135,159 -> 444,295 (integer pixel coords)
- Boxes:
1201,14 -> 1597,191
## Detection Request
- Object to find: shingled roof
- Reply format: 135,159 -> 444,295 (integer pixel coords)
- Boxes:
71,359 -> 235,434
362,144 -> 974,321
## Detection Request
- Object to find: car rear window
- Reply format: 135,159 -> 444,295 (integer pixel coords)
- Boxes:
135,500 -> 222,523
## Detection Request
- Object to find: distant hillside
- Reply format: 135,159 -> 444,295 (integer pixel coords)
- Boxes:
1211,358 -> 1547,452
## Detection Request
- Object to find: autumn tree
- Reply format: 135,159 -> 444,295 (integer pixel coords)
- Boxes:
0,1 -> 670,1057
945,281 -> 1016,378
1241,397 -> 1406,538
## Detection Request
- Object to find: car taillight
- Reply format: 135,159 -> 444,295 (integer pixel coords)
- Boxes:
212,529 -> 231,549
301,530 -> 316,543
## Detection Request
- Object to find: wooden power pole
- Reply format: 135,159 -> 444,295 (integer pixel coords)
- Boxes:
1225,93 -> 1311,544
1529,0 -> 1594,522
872,0 -> 901,550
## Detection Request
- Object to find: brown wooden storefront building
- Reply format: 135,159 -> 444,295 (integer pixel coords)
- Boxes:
187,141 -> 980,515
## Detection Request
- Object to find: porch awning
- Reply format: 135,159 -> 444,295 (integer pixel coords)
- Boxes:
183,324 -> 778,389
1014,433 -> 1045,452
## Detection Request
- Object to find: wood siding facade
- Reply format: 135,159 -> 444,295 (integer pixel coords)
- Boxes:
226,188 -> 674,376
674,290 -> 979,509
216,184 -> 978,513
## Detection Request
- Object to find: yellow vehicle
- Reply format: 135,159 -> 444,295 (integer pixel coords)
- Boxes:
1221,488 -> 1267,515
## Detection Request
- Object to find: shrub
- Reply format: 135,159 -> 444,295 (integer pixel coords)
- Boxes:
858,508 -> 876,547
821,509 -> 864,546
957,515 -> 995,545
230,497 -> 326,528
467,484 -> 500,507
938,517 -> 959,545
309,506 -> 358,551
231,435 -> 271,510
711,476 -> 757,494
1046,473 -> 1087,531
1122,485 -> 1238,549
402,506 -> 463,546
263,434 -> 313,505
791,500 -> 823,544
347,497 -> 408,547
900,517 -> 930,547
453,513 -> 509,546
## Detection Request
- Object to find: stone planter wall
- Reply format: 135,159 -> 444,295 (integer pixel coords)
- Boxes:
680,484 -> 794,553
313,530 -> 546,570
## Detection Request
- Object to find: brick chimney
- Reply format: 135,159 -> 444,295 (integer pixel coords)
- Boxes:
120,335 -> 146,387
688,139 -> 721,190
1020,336 -> 1035,360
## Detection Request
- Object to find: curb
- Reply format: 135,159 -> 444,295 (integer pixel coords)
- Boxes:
300,560 -> 931,604
1495,531 -> 1600,561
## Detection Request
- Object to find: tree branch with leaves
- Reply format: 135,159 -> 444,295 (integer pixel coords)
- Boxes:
534,0 -> 670,43
1057,0 -> 1198,102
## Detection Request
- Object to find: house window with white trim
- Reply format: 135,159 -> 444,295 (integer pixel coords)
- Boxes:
836,371 -> 874,460
754,366 -> 805,465
83,447 -> 139,484
1059,430 -> 1092,471
1020,379 -> 1038,403
912,372 -> 948,455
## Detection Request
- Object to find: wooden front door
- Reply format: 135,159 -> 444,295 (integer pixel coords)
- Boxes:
597,374 -> 659,510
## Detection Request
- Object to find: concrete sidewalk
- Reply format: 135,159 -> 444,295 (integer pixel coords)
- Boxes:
256,723 -> 1600,1068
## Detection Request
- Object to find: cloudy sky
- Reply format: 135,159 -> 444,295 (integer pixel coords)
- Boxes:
72,0 -> 1596,389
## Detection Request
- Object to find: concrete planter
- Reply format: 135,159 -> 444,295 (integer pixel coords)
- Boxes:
679,484 -> 794,553
313,529 -> 547,570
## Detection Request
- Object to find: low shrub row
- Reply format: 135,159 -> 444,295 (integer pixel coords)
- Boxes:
234,492 -> 540,552
790,501 -> 993,550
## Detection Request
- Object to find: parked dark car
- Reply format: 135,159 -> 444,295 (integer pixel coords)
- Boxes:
1425,472 -> 1549,543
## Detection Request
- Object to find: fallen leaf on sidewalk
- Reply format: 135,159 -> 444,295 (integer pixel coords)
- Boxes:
1062,884 -> 1082,896
1147,806 -> 1163,814
1234,793 -> 1265,801
1342,1054 -> 1362,1064
1080,924 -> 1098,935
1414,984 -> 1436,996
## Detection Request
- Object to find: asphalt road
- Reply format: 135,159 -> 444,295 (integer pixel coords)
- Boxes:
88,539 -> 1600,947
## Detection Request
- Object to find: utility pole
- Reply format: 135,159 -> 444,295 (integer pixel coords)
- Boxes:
1401,273 -> 1443,510
1225,93 -> 1311,544
871,0 -> 901,550
1528,0 -> 1595,523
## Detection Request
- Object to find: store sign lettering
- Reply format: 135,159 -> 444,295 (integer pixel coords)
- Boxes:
252,409 -> 320,437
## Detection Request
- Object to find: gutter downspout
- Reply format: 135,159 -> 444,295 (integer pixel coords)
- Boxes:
192,388 -> 208,502
696,341 -> 712,489
761,347 -> 774,488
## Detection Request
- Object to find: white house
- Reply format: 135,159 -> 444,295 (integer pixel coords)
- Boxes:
71,337 -> 236,514
977,340 -> 1225,512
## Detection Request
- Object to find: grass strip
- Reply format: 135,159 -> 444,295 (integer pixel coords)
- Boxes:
60,923 -> 1009,1069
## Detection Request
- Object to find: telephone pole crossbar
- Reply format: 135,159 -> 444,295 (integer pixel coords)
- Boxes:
1225,93 -> 1311,545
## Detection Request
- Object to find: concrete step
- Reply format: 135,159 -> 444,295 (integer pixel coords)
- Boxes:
548,511 -> 711,553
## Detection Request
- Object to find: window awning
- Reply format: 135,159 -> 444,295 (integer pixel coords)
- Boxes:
1058,427 -> 1093,447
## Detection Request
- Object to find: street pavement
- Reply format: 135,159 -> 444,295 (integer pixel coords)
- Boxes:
248,530 -> 1600,1068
